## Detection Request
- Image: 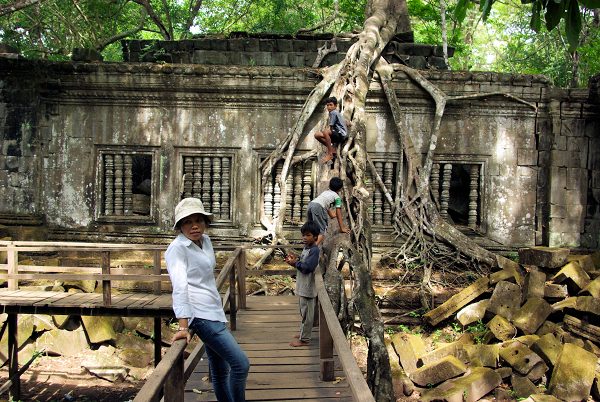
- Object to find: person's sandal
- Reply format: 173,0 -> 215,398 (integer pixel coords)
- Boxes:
289,340 -> 310,347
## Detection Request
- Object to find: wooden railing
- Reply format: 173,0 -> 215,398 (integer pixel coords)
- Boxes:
134,244 -> 375,402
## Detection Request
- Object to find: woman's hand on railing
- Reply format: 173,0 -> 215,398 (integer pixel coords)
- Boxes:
173,329 -> 192,344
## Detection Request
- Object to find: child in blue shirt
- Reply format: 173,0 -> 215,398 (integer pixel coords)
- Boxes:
284,221 -> 320,347
314,96 -> 347,164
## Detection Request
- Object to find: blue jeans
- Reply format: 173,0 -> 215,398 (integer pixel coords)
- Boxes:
189,318 -> 250,402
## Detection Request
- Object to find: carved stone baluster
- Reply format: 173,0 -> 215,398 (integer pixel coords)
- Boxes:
264,176 -> 273,219
114,154 -> 124,215
301,163 -> 312,220
293,165 -> 302,221
285,169 -> 293,221
193,157 -> 202,198
104,154 -> 114,215
431,163 -> 440,202
273,163 -> 282,220
124,155 -> 133,215
212,157 -> 221,217
440,163 -> 452,219
373,162 -> 383,225
383,162 -> 393,225
202,157 -> 211,207
183,157 -> 193,198
469,164 -> 480,229
221,157 -> 230,220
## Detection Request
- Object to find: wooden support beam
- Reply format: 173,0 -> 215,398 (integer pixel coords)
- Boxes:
101,251 -> 111,306
154,317 -> 162,367
237,248 -> 247,309
229,262 -> 237,331
319,302 -> 334,381
7,247 -> 17,290
153,250 -> 162,295
7,313 -> 20,400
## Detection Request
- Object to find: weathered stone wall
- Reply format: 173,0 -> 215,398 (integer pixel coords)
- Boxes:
0,57 -> 598,249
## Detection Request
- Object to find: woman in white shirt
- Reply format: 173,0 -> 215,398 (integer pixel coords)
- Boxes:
166,198 -> 249,402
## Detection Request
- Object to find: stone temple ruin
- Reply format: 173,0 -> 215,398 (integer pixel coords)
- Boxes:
0,34 -> 599,251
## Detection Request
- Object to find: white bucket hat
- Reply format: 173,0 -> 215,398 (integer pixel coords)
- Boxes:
173,198 -> 213,229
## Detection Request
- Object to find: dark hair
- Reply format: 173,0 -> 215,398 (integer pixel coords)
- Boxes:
301,221 -> 320,237
329,177 -> 343,192
325,96 -> 338,105
175,214 -> 211,230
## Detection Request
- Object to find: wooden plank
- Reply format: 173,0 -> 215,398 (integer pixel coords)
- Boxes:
0,273 -> 170,282
185,386 -> 352,401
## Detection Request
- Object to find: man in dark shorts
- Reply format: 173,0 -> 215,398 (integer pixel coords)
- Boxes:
314,96 -> 347,164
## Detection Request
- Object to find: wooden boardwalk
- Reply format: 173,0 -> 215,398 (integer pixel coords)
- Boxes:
0,289 -> 174,317
186,295 -> 354,401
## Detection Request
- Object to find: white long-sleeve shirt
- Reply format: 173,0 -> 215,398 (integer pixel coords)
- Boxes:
165,233 -> 227,323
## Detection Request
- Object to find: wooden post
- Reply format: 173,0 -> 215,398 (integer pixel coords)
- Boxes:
101,251 -> 111,306
8,313 -> 20,399
313,295 -> 319,327
154,317 -> 162,366
319,302 -> 334,381
236,248 -> 247,309
7,247 -> 18,290
153,250 -> 162,295
229,262 -> 237,331
163,350 -> 185,402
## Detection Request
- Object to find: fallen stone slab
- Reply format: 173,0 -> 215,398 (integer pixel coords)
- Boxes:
551,261 -> 591,291
579,276 -> 600,298
487,281 -> 522,320
495,366 -> 512,379
548,343 -> 597,401
544,283 -> 569,299
390,332 -> 426,374
423,277 -> 490,326
511,334 -> 540,347
463,344 -> 499,367
518,247 -> 569,269
512,297 -> 553,334
520,394 -> 562,402
511,374 -> 539,399
499,341 -> 547,377
552,296 -> 600,315
420,367 -> 502,402
536,321 -> 561,337
487,315 -> 517,341
563,314 -> 600,344
523,270 -> 546,301
409,355 -> 467,386
457,299 -> 490,326
531,333 -> 562,368
386,338 -> 414,397
418,333 -> 473,366
36,328 -> 89,357
81,315 -> 118,344
567,254 -> 595,273
81,345 -> 129,382
491,255 -> 524,285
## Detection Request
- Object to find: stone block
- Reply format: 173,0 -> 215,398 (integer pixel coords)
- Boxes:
407,55 -> 427,69
495,255 -> 524,285
552,296 -> 600,316
580,276 -> 600,298
457,299 -> 490,326
241,51 -> 271,66
288,52 -> 305,67
531,333 -> 562,368
511,374 -> 539,398
419,333 -> 473,366
243,38 -> 260,51
420,367 -> 502,402
549,204 -> 566,218
499,340 -> 547,377
427,56 -> 447,70
517,148 -> 538,166
464,344 -> 499,367
487,281 -> 522,320
487,315 -> 517,341
228,38 -> 245,51
390,333 -> 425,374
518,247 -> 570,269
551,260 -> 590,291
523,270 -> 546,300
512,297 -> 553,334
258,39 -> 275,52
409,355 -> 467,386
495,366 -> 512,379
304,52 -> 317,66
36,328 -> 89,357
292,39 -> 308,51
548,343 -> 596,401
552,135 -> 567,151
522,395 -> 562,402
423,277 -> 490,326
81,315 -> 118,344
275,39 -> 293,52
544,283 -> 569,299
192,39 -> 211,50
271,52 -> 288,66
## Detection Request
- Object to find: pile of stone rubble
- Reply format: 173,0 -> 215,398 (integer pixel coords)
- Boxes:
389,247 -> 600,401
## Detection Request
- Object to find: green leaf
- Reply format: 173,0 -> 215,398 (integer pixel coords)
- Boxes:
530,0 -> 542,32
480,0 -> 495,21
565,0 -> 582,51
545,0 -> 565,31
454,0 -> 471,22
578,0 -> 600,8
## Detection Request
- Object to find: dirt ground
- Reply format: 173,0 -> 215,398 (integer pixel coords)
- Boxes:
0,355 -> 142,402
